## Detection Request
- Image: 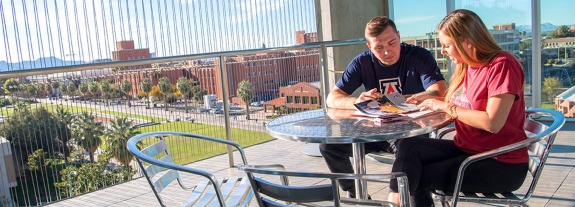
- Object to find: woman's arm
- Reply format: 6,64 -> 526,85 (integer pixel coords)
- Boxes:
417,93 -> 516,133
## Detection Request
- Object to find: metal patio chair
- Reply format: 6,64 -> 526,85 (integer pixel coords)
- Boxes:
238,164 -> 410,207
432,108 -> 565,207
127,131 -> 253,207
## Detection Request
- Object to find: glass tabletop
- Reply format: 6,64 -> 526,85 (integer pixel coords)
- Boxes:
266,108 -> 452,143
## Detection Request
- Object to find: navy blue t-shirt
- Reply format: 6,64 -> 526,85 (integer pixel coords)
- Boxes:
336,43 -> 444,96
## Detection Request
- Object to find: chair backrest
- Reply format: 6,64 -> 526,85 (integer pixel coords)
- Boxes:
239,165 -> 408,207
443,108 -> 565,207
521,108 -> 565,202
127,131 -> 251,207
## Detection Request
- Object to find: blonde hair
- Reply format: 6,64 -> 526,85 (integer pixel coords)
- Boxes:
437,9 -> 503,102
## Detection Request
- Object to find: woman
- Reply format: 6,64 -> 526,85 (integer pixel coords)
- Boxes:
388,9 -> 528,206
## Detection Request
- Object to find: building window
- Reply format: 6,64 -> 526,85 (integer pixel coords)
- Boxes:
303,96 -> 309,104
281,93 -> 285,97
287,96 -> 293,103
311,97 -> 318,104
295,96 -> 301,103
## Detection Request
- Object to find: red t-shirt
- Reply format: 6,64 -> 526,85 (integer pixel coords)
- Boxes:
450,52 -> 528,164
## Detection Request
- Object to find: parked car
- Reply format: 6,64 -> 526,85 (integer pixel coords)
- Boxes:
250,101 -> 263,107
210,108 -> 223,114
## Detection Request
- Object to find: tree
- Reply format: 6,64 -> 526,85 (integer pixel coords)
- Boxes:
552,25 -> 571,38
121,79 -> 132,107
78,83 -> 88,102
158,77 -> 171,111
26,84 -> 36,98
67,83 -> 77,101
176,77 -> 192,113
72,112 -> 105,162
543,77 -> 560,102
105,117 -> 140,166
51,82 -> 60,100
99,80 -> 112,105
45,83 -> 53,103
237,80 -> 254,119
191,85 -> 207,103
88,82 -> 99,96
141,78 -> 152,108
1,105 -> 71,158
3,78 -> 19,94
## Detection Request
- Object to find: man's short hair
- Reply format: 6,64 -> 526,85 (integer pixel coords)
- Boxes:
365,16 -> 398,38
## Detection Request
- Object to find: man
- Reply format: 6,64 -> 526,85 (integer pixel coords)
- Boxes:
320,16 -> 447,198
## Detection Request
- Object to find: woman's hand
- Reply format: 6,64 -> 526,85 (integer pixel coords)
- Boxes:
417,99 -> 449,112
406,93 -> 441,104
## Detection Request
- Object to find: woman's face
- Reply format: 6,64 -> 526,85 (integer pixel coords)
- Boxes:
439,31 -> 465,65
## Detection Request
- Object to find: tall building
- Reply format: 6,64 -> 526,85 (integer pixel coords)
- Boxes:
111,40 -> 151,70
296,30 -> 318,44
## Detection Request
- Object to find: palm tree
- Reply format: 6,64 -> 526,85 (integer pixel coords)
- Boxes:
78,83 -> 88,102
105,117 -> 141,166
88,82 -> 99,103
237,80 -> 254,120
51,82 -> 60,101
67,83 -> 77,101
99,80 -> 112,106
121,79 -> 132,107
158,77 -> 171,111
141,78 -> 152,109
176,77 -> 192,113
45,83 -> 53,103
72,112 -> 105,163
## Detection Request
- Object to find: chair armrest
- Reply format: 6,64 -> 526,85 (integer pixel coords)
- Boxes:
238,166 -> 410,207
436,127 -> 455,139
449,137 -> 539,204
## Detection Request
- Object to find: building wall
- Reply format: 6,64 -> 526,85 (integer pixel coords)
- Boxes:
111,40 -> 152,70
279,82 -> 321,110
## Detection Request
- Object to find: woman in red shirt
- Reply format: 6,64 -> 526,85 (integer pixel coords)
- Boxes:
388,9 -> 528,207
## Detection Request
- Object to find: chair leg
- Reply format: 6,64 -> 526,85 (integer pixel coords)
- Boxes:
441,201 -> 451,207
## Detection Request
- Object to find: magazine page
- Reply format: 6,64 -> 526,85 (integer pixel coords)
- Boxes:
353,92 -> 435,120
381,92 -> 419,112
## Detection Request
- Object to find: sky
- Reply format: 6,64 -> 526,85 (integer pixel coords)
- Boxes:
1,0 -> 574,63
394,0 -> 575,37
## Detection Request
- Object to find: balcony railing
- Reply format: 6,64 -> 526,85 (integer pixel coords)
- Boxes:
0,38 -> 365,206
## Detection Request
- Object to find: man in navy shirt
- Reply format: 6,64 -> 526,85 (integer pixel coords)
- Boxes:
320,16 -> 447,198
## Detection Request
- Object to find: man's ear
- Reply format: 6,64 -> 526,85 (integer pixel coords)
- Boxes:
366,42 -> 371,49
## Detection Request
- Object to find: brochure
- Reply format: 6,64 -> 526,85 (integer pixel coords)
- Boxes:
353,92 -> 419,117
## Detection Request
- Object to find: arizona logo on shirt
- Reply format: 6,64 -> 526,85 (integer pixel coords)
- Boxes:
379,77 -> 402,95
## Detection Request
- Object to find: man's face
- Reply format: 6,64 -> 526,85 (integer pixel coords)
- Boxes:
366,27 -> 401,66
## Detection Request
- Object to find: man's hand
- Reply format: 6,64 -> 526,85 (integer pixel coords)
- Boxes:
356,88 -> 382,104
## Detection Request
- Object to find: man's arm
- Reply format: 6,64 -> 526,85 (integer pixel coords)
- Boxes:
327,87 -> 382,109
326,87 -> 357,109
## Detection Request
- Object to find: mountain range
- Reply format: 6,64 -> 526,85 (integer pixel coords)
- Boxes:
516,23 -> 574,33
0,56 -> 85,72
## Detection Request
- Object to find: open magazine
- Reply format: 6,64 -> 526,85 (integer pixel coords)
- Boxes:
353,92 -> 434,121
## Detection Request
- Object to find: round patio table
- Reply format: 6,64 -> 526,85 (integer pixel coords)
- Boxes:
265,108 -> 452,199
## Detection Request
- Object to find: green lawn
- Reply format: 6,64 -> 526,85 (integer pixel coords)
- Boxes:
137,121 -> 273,164
2,101 -> 272,165
0,103 -> 166,122
541,102 -> 555,110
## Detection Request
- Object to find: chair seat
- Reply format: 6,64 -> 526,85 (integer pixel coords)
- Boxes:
433,190 -> 523,205
177,177 -> 253,207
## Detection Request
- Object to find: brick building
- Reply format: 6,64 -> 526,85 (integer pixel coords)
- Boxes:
111,40 -> 151,70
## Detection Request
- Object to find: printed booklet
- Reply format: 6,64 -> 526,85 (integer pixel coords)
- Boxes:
353,92 -> 427,121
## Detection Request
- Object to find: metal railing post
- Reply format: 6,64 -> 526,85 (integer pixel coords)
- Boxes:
218,56 -> 234,167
